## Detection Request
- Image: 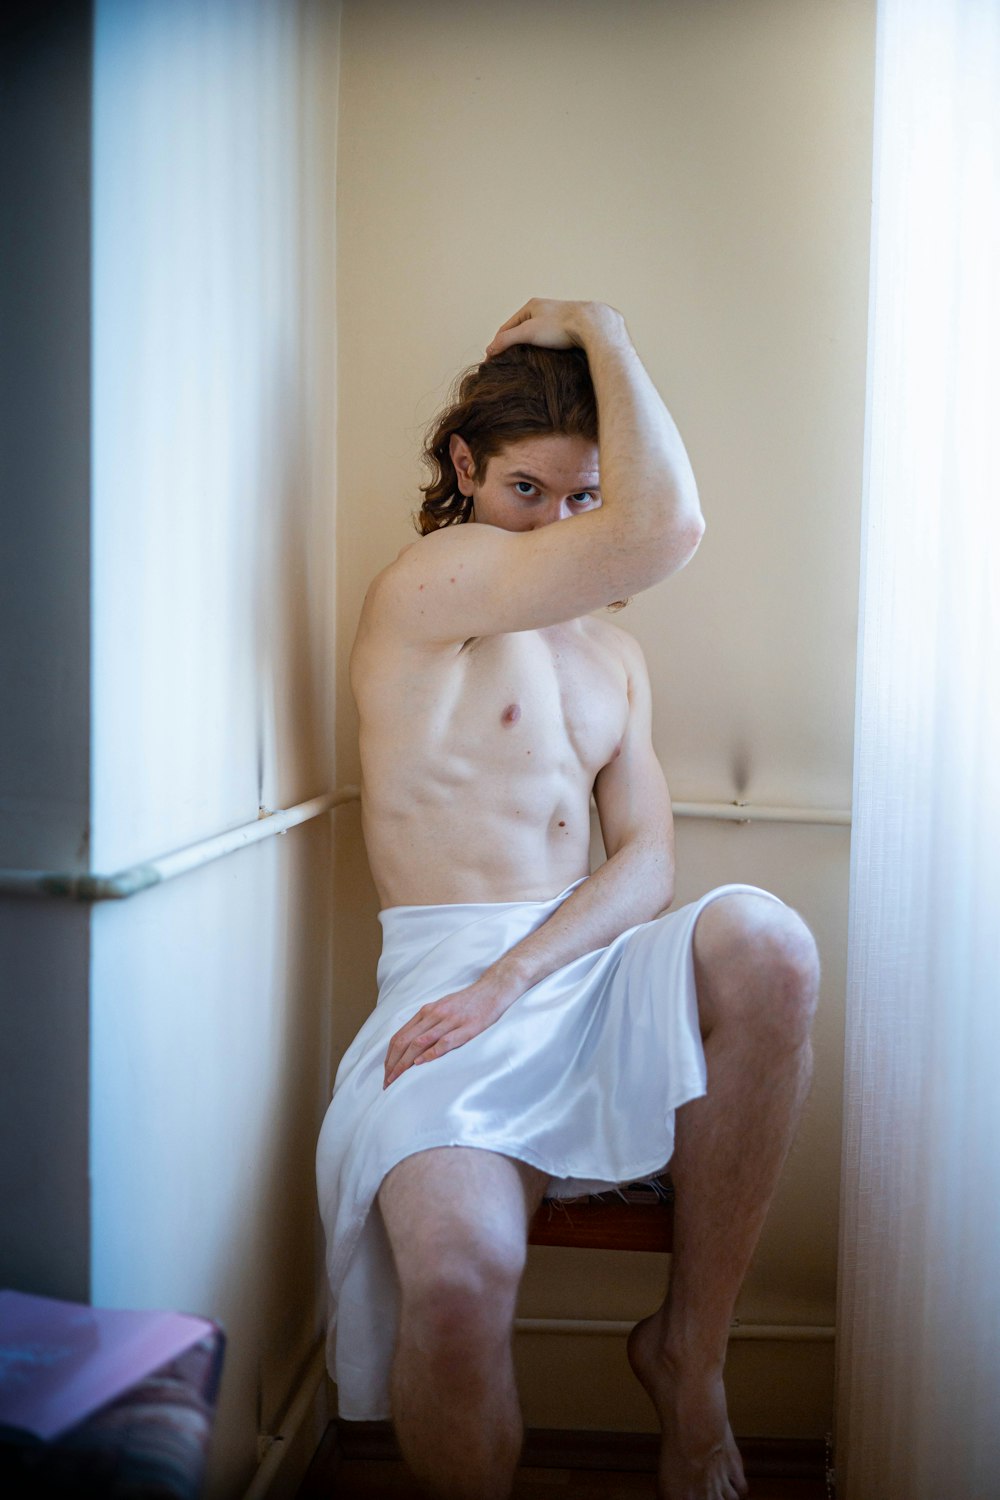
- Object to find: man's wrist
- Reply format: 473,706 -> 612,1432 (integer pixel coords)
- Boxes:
572,301 -> 631,355
489,948 -> 537,1002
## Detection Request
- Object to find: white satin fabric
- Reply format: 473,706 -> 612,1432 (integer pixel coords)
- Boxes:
316,877 -> 785,1419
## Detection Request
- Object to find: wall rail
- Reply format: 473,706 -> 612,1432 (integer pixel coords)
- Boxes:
672,800 -> 850,827
514,1317 -> 835,1342
0,786 -> 850,901
0,789 -> 360,901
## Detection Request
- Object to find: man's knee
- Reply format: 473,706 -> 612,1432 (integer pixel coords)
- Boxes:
380,1158 -> 529,1327
693,893 -> 820,1044
399,1230 -> 526,1355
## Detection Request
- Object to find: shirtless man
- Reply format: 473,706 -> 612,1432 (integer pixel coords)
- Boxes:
344,298 -> 819,1500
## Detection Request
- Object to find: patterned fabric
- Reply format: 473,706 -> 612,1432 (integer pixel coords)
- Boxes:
0,1329 -> 225,1499
548,1173 -> 676,1206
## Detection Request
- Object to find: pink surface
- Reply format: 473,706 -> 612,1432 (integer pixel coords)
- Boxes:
0,1290 -> 216,1441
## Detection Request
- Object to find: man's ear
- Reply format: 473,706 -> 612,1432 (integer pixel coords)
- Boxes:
449,432 -> 476,496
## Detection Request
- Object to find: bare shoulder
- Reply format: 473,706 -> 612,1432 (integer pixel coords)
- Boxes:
363,538 -> 421,604
580,613 -> 650,685
355,538 -> 424,636
352,530 -> 483,678
364,526 -> 495,603
360,523 -> 523,646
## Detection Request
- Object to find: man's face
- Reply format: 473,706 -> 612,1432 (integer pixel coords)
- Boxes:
450,432 -> 601,532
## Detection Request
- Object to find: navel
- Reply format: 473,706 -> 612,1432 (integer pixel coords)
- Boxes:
500,703 -> 521,727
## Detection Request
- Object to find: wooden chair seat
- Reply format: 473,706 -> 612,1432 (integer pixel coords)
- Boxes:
528,1175 -> 674,1253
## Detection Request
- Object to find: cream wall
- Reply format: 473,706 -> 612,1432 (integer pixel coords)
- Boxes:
1,5 -> 339,1500
88,1 -> 341,1490
332,0 -> 874,1438
87,3 -> 341,1492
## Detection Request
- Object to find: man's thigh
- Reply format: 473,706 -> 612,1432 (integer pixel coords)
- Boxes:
378,1146 -> 550,1295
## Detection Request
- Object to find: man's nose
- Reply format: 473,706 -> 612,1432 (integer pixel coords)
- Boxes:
531,499 -> 573,527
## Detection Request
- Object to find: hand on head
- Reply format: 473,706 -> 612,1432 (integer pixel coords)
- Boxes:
485,297 -> 623,357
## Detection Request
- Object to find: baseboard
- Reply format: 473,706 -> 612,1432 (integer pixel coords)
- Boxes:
241,1349 -> 331,1500
296,1416 -> 344,1497
334,1419 -> 828,1479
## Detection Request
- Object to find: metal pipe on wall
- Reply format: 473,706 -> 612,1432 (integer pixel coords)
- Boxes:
0,789 -> 360,900
0,785 -> 850,900
514,1317 -> 835,1342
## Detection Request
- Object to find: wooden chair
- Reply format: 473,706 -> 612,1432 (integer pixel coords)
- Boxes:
528,1174 -> 674,1253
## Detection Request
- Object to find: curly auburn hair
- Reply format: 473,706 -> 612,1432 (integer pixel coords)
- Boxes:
415,343 -> 599,535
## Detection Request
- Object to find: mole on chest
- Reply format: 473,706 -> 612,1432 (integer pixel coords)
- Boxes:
500,703 -> 521,727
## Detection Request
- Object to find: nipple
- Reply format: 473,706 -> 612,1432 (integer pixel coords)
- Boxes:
501,703 -> 521,727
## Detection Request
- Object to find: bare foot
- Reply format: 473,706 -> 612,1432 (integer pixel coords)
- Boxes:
627,1312 -> 748,1500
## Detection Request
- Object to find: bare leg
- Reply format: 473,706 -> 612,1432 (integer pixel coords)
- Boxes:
627,894 -> 820,1500
377,1145 -> 550,1500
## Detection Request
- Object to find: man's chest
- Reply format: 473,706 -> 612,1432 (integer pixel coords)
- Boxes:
451,625 -> 630,775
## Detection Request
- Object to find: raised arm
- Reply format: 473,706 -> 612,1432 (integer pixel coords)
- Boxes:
488,299 -> 704,580
372,300 -> 705,644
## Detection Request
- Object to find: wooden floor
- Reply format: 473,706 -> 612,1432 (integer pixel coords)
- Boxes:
313,1459 -> 827,1497
298,1425 -> 831,1499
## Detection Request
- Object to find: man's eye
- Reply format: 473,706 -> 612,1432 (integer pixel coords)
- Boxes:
514,482 -> 537,496
570,492 -> 598,506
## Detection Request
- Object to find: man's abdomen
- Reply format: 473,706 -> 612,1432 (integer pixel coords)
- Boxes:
360,775 -> 593,908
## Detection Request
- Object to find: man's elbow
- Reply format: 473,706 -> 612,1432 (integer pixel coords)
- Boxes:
606,506 -> 705,595
679,511 -> 706,563
647,511 -> 705,583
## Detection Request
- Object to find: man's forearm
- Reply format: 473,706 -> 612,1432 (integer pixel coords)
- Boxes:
487,840 -> 673,1006
575,304 -> 704,539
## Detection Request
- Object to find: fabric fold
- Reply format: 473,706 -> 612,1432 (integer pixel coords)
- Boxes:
316,878 -> 785,1420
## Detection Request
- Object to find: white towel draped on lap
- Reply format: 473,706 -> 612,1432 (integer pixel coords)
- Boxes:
315,877 -> 785,1420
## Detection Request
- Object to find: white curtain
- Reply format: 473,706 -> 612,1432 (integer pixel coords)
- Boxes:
836,1 -> 1000,1496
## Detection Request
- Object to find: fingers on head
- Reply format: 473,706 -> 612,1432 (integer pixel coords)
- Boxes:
502,303 -> 530,327
497,302 -> 533,334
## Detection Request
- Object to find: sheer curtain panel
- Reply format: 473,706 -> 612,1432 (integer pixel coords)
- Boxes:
836,1 -> 1000,1497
